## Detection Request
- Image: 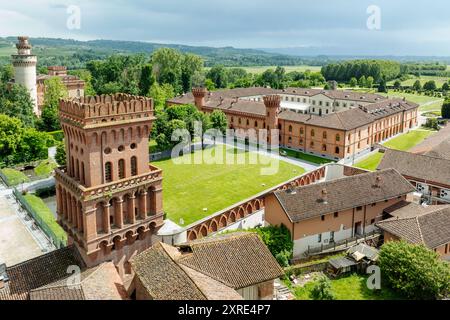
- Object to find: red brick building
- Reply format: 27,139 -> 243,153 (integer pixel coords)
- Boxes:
169,87 -> 419,161
54,93 -> 164,278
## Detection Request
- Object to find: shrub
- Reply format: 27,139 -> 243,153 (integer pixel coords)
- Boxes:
378,241 -> 450,299
311,276 -> 335,300
424,118 -> 439,130
255,224 -> 293,261
442,99 -> 450,119
275,250 -> 291,268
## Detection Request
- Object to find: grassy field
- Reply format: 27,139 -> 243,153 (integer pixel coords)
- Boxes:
280,148 -> 335,165
383,129 -> 435,151
154,145 -> 304,226
387,75 -> 449,87
34,159 -> 58,177
0,168 -> 30,186
293,274 -> 402,300
354,129 -> 435,171
23,194 -> 67,241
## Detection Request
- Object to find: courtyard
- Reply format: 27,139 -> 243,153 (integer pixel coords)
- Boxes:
154,145 -> 305,226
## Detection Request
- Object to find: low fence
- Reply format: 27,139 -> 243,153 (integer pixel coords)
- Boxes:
306,230 -> 380,256
285,261 -> 329,276
13,188 -> 67,249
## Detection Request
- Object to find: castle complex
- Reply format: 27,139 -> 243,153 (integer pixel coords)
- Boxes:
10,36 -> 85,115
54,93 -> 164,277
169,87 -> 419,161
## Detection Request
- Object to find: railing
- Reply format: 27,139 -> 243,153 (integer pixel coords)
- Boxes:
12,188 -> 67,249
306,230 -> 380,256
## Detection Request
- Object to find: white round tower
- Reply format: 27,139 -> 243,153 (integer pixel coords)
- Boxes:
11,36 -> 38,115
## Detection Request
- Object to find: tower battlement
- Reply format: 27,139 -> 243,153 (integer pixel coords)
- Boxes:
59,93 -> 154,127
263,95 -> 281,109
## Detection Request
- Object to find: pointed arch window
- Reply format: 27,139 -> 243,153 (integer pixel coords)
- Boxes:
118,159 -> 125,179
131,156 -> 137,176
105,162 -> 112,183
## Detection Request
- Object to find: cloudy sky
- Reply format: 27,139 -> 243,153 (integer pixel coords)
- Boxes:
1,0 -> 450,56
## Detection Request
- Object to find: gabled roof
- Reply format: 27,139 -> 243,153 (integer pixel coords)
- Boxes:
29,262 -> 127,300
376,205 -> 450,249
131,233 -> 283,300
377,149 -> 450,186
177,232 -> 284,290
426,139 -> 450,160
273,169 -> 415,223
0,246 -> 85,300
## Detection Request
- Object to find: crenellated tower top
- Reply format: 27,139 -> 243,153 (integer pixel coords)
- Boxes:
59,93 -> 154,127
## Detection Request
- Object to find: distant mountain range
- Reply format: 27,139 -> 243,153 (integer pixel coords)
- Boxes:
1,37 -> 450,69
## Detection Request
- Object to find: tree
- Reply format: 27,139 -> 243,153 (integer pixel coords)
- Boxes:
378,240 -> 450,299
311,276 -> 335,300
55,142 -> 66,166
442,99 -> 450,119
0,83 -> 35,127
206,65 -> 228,89
366,76 -> 374,88
38,77 -> 68,132
412,80 -> 422,91
17,129 -> 55,163
0,115 -> 24,161
149,83 -> 174,110
393,80 -> 402,90
209,110 -> 228,134
378,78 -> 387,93
423,80 -> 437,91
0,64 -> 14,83
425,118 -> 439,130
441,82 -> 449,92
151,48 -> 183,93
349,77 -> 357,87
139,64 -> 155,96
358,75 -> 367,88
181,54 -> 204,93
191,71 -> 206,88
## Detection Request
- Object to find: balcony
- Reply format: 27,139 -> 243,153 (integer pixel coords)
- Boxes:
55,164 -> 162,200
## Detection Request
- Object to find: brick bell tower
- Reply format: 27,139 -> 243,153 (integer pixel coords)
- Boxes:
55,93 -> 164,277
263,95 -> 281,144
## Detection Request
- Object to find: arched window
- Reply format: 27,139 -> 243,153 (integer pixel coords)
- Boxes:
81,162 -> 85,184
254,121 -> 258,127
105,162 -> 112,183
246,119 -> 249,126
288,137 -> 292,143
310,141 -> 314,148
231,116 -> 234,123
300,128 -> 304,135
335,146 -> 340,154
131,156 -> 137,176
118,159 -> 125,179
323,131 -> 327,139
336,134 -> 340,142
311,129 -> 315,137
322,144 -> 327,151
289,125 -> 292,132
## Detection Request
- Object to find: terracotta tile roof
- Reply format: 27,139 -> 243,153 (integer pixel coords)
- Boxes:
377,149 -> 450,186
273,169 -> 415,222
0,246 -> 85,300
29,262 -> 127,300
177,232 -> 284,290
425,139 -> 450,160
279,107 -> 374,130
131,233 -> 283,299
376,205 -> 450,249
130,242 -> 208,300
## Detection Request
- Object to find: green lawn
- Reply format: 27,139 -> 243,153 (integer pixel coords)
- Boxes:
280,148 -> 335,165
419,100 -> 444,112
378,91 -> 442,106
383,129 -> 435,151
387,75 -> 449,87
354,129 -> 436,171
34,159 -> 58,177
154,145 -> 304,226
0,168 -> 30,186
293,274 -> 403,300
23,194 -> 67,241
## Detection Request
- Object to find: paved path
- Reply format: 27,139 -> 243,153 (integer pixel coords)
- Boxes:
0,180 -> 56,267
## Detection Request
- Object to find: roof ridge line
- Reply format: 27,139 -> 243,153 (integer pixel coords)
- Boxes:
415,216 -> 425,245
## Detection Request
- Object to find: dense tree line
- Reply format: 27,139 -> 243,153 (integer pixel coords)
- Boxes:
321,60 -> 401,83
